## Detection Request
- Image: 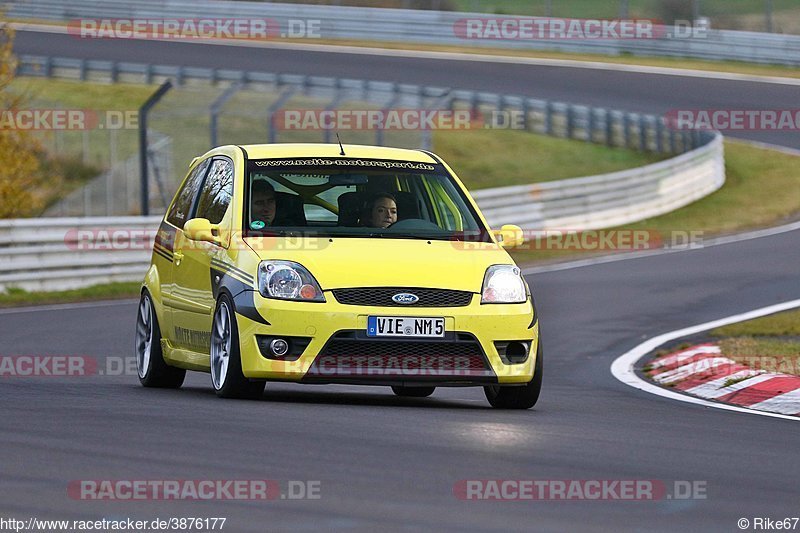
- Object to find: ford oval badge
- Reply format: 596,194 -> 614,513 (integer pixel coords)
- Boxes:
392,293 -> 419,304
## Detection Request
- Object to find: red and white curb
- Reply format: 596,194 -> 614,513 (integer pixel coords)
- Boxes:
611,299 -> 800,421
646,344 -> 800,416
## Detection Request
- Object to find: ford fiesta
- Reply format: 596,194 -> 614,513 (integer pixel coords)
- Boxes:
135,143 -> 541,408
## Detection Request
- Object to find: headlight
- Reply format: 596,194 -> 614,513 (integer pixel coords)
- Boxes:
258,261 -> 325,302
481,265 -> 526,304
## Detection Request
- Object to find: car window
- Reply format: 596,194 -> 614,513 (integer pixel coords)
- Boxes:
246,158 -> 488,241
166,158 -> 211,228
195,158 -> 234,225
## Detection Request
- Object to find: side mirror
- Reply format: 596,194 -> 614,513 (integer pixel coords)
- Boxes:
494,224 -> 524,249
183,218 -> 220,245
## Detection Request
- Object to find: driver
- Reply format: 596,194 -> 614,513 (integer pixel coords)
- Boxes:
363,192 -> 397,229
251,180 -> 278,226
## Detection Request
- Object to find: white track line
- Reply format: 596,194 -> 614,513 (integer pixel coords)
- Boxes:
610,299 -> 800,421
12,22 -> 800,87
522,220 -> 800,275
0,299 -> 137,315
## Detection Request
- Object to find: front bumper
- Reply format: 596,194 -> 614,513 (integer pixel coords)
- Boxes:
235,290 -> 538,385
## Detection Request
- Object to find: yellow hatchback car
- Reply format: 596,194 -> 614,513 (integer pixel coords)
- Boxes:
136,143 -> 541,408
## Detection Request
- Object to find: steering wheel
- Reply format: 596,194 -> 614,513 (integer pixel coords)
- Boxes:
387,218 -> 442,231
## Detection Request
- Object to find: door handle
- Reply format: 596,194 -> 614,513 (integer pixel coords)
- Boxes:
174,251 -> 184,265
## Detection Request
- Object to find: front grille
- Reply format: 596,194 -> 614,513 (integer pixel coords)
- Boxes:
322,337 -> 485,359
331,287 -> 473,307
304,331 -> 493,380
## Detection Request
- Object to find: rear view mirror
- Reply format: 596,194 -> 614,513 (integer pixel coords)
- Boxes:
328,173 -> 369,186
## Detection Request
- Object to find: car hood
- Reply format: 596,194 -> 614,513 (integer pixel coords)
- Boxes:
244,236 -> 512,292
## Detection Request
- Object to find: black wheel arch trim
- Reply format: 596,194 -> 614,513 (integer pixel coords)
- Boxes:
210,266 -> 270,326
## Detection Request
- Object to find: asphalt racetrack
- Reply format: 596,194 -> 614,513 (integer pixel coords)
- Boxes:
3,30 -> 799,531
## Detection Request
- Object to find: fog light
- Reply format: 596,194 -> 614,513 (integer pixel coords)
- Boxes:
494,340 -> 531,364
506,341 -> 529,363
270,338 -> 289,357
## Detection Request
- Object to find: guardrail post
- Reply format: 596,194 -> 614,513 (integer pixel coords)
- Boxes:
521,99 -> 530,132
79,59 -> 87,81
44,57 -> 53,78
497,95 -> 507,132
145,64 -> 153,84
377,83 -> 401,146
638,115 -> 647,151
587,107 -> 595,143
681,130 -> 690,152
605,109 -> 613,146
268,84 -> 298,144
324,78 -> 346,144
545,101 -> 553,135
656,118 -> 665,153
110,61 -> 118,83
139,80 -> 173,216
83,182 -> 90,217
669,127 -> 677,154
210,82 -> 242,148
566,105 -> 574,139
623,113 -> 632,148
466,92 -> 479,132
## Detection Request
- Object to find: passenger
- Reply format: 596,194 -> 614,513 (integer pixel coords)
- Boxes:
363,192 -> 397,229
251,180 -> 277,227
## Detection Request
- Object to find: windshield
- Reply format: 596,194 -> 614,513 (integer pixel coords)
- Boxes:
244,157 -> 490,241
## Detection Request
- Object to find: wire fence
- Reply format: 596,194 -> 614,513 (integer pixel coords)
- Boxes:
18,55 -> 711,218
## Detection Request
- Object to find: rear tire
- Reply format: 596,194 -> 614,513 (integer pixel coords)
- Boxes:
391,385 -> 435,398
210,294 -> 265,400
136,291 -> 186,388
484,338 -> 542,409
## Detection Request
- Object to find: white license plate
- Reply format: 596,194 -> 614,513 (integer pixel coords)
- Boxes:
367,316 -> 445,338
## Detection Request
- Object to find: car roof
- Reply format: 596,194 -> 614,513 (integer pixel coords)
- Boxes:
237,143 -> 439,163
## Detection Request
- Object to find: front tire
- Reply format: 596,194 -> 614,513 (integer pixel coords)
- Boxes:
136,291 -> 185,388
391,385 -> 435,398
484,338 -> 542,409
210,294 -> 265,399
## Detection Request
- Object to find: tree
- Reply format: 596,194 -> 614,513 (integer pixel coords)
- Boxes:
0,18 -> 48,217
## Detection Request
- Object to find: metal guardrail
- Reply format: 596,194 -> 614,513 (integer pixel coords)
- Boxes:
473,133 -> 724,230
7,0 -> 800,66
4,51 -> 725,291
0,216 -> 161,292
0,132 -> 723,292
